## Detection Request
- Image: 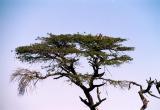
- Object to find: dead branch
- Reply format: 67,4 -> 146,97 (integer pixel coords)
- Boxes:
11,68 -> 67,95
99,77 -> 160,110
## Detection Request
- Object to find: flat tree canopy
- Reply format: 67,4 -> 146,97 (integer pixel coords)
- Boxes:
11,33 -> 160,110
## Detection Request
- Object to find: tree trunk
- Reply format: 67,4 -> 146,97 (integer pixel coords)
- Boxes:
80,88 -> 97,110
138,91 -> 149,110
90,107 -> 96,110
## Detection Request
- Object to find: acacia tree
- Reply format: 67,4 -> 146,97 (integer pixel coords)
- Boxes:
11,33 -> 160,110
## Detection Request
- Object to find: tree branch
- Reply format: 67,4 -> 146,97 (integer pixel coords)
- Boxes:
155,80 -> 160,94
99,77 -> 160,110
93,98 -> 106,108
138,91 -> 149,110
93,87 -> 106,108
79,96 -> 90,106
11,68 -> 67,95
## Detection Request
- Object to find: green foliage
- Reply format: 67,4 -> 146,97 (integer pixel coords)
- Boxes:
16,33 -> 134,66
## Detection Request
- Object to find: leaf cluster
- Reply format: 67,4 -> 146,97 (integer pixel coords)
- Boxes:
16,33 -> 134,66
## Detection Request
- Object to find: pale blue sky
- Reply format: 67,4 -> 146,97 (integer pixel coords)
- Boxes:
0,0 -> 160,110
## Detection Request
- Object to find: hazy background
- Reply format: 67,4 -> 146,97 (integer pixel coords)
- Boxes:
0,0 -> 160,110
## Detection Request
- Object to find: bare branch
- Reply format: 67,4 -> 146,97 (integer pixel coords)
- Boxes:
155,80 -> 160,94
148,91 -> 160,99
79,96 -> 90,106
99,77 -> 160,110
93,98 -> 106,108
138,91 -> 149,110
97,87 -> 101,101
11,68 -> 66,95
93,87 -> 106,108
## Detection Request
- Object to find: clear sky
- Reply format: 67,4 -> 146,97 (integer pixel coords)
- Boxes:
0,0 -> 160,110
